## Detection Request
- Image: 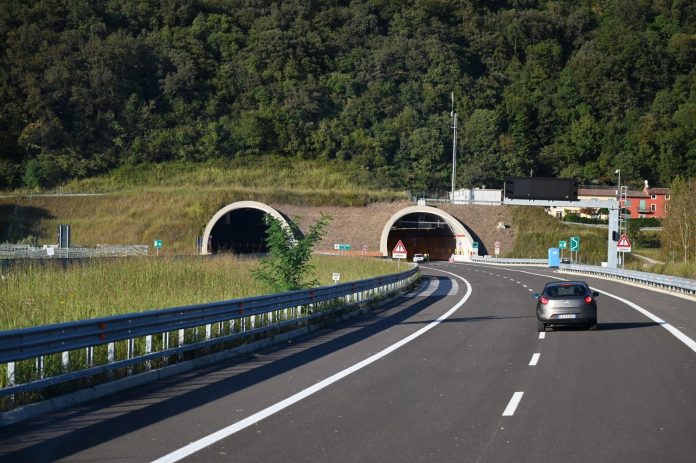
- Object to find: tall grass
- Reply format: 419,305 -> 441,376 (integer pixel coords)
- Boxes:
0,255 -> 403,331
623,259 -> 696,279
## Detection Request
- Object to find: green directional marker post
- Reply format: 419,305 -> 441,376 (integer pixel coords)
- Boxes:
154,239 -> 163,256
558,240 -> 567,263
570,236 -> 580,263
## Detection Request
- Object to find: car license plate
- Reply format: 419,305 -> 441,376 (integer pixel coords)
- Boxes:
557,314 -> 576,319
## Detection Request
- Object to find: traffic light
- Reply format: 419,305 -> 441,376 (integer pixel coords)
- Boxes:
612,231 -> 619,242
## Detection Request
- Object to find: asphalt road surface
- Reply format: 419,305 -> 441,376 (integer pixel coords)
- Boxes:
1,262 -> 695,462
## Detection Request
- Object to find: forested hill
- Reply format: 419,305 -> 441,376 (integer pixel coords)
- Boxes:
1,0 -> 695,192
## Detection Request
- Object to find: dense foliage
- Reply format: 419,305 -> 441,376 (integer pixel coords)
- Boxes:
1,0 -> 695,192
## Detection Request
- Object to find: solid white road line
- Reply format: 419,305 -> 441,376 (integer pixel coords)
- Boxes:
151,268 -> 473,463
529,353 -> 540,366
502,392 -> 524,416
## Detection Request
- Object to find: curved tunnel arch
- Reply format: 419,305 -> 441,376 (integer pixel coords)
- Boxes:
379,206 -> 475,260
201,201 -> 290,255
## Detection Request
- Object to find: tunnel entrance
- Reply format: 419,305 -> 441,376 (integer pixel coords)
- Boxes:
202,201 -> 291,256
387,213 -> 455,261
209,208 -> 268,254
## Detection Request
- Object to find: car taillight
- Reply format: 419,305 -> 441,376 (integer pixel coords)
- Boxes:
584,296 -> 593,304
540,296 -> 549,305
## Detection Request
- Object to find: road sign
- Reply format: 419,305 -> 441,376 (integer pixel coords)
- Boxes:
362,245 -> 368,252
494,241 -> 501,249
472,241 -> 479,249
392,240 -> 407,259
617,234 -> 632,252
558,240 -> 567,250
154,239 -> 163,249
332,272 -> 341,282
334,243 -> 351,251
570,236 -> 580,252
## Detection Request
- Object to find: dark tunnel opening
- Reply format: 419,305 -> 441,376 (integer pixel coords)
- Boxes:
209,208 -> 269,254
387,213 -> 455,261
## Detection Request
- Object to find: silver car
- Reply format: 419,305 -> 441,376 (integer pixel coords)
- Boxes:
532,281 -> 599,332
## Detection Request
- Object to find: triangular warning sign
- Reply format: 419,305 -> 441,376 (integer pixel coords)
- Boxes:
392,240 -> 407,254
617,234 -> 631,248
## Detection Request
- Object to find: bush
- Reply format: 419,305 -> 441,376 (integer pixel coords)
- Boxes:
253,214 -> 332,292
563,213 -> 607,225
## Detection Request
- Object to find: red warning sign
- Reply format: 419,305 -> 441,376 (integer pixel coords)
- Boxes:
392,240 -> 408,259
617,234 -> 632,252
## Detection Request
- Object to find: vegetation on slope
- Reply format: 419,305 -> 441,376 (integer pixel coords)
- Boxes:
508,206 -> 608,264
0,159 -> 407,253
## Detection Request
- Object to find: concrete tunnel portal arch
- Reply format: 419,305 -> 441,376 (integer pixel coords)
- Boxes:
201,201 -> 290,255
380,206 -> 475,260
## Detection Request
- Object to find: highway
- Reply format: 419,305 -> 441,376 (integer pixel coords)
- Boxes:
1,262 -> 695,462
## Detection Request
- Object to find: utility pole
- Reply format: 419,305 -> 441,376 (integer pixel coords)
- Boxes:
451,91 -> 457,204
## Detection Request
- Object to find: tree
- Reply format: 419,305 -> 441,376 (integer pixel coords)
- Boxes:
253,214 -> 332,293
661,177 -> 696,262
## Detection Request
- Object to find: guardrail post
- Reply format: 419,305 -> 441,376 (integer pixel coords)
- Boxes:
178,329 -> 184,360
62,351 -> 69,372
7,362 -> 15,387
162,332 -> 169,365
205,324 -> 211,341
36,356 -> 44,379
86,347 -> 93,368
145,335 -> 152,370
107,342 -> 115,369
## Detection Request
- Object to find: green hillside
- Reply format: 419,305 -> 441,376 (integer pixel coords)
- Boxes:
1,1 -> 695,193
0,159 -> 406,253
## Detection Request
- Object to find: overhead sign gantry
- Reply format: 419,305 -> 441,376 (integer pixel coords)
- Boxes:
503,177 -> 620,268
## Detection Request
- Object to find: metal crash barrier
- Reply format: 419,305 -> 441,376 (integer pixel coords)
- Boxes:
0,267 -> 419,401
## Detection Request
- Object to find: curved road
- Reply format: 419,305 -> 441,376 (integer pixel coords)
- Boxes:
1,262 -> 695,462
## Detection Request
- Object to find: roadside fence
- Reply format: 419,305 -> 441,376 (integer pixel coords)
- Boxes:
0,244 -> 149,259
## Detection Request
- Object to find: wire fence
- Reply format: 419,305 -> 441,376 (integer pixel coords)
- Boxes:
0,244 -> 149,259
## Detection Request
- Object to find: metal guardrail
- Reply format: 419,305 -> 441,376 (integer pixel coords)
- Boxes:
561,264 -> 696,295
0,266 -> 419,398
471,256 -> 547,265
0,244 -> 149,259
470,257 -> 696,295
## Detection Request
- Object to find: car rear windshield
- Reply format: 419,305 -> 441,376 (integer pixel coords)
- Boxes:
545,284 -> 587,297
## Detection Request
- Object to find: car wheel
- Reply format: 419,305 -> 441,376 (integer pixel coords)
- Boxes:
537,320 -> 546,332
589,319 -> 598,331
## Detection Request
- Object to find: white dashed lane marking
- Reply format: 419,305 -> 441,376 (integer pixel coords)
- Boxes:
502,392 -> 524,417
529,353 -> 540,366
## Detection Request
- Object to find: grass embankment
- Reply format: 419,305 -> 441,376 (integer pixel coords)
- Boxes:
0,255 -> 403,331
0,158 -> 407,254
508,207 -> 696,278
507,207 -> 608,264
625,252 -> 696,279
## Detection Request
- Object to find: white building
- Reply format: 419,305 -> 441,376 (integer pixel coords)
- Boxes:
450,188 -> 502,204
